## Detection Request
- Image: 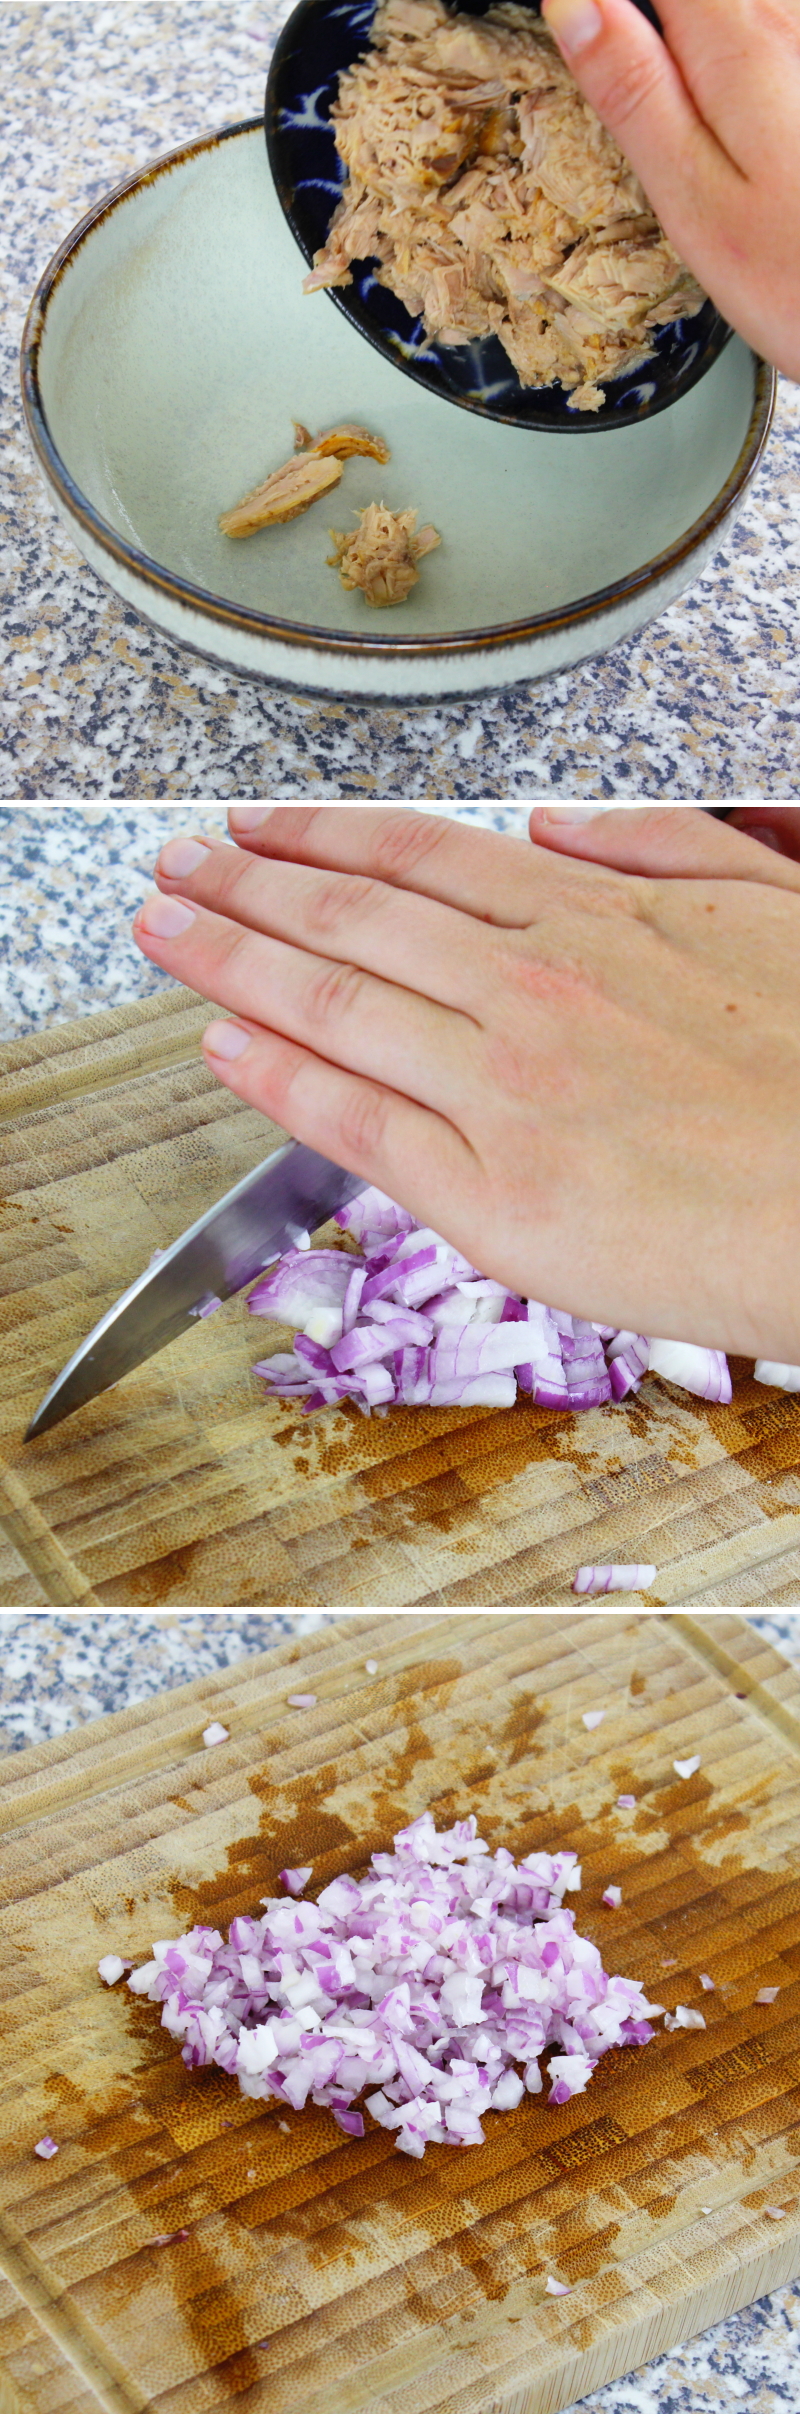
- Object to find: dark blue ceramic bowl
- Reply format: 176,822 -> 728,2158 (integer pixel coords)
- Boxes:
265,0 -> 731,431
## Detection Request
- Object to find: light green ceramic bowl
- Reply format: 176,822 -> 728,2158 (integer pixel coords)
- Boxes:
21,120 -> 775,702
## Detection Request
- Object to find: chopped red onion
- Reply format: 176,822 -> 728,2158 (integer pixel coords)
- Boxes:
126,1814 -> 662,2159
280,1867 -> 313,1896
754,1361 -> 800,1391
98,1954 -> 127,1985
202,1721 -> 230,1747
664,2006 -> 705,2031
545,2277 -> 571,2295
698,1974 -> 715,1991
34,2136 -> 58,2158
247,1187 -> 742,1422
581,1710 -> 605,1731
287,1693 -> 316,1709
188,1293 -> 223,1319
617,1796 -> 636,1810
574,1566 -> 656,1597
764,2207 -> 787,2218
673,1757 -> 701,1780
755,1987 -> 780,2004
602,1885 -> 622,1909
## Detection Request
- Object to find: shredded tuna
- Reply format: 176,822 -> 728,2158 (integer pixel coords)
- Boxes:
220,450 -> 343,536
306,0 -> 705,406
220,422 -> 391,535
329,500 -> 441,604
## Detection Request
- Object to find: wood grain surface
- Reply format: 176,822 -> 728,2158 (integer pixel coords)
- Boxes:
1,1611 -> 800,2414
2,990 -> 800,1610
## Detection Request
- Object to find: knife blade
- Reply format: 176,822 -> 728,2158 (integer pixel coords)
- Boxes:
25,1141 -> 365,1440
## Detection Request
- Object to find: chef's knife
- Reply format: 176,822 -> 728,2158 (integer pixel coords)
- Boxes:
25,1142 -> 365,1440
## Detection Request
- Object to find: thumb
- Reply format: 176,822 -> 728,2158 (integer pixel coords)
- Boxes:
540,0 -> 711,250
528,806 -> 800,891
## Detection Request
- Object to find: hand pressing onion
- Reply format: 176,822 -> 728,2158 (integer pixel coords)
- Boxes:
247,1185 -> 739,1416
134,806 -> 800,1371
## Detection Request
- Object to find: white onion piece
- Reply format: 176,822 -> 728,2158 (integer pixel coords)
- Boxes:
755,1987 -> 780,2004
545,2277 -> 571,2295
365,1660 -> 378,1675
664,2006 -> 705,2030
646,1339 -> 731,1404
287,1693 -> 317,1709
698,1974 -> 715,1991
617,1796 -> 636,1810
98,1955 -> 127,1985
764,2207 -> 787,2218
202,1722 -> 229,1747
574,1566 -> 656,1597
754,1360 -> 800,1391
581,1710 -> 605,1731
126,1813 -> 661,2158
673,1757 -> 701,1780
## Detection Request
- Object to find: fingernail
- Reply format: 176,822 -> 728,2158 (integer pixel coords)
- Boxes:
228,809 -> 266,834
542,0 -> 603,54
157,837 -> 210,878
136,894 -> 196,938
203,1020 -> 251,1061
532,807 -> 606,824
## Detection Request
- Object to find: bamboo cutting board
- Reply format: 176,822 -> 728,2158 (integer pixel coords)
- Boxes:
1,1611 -> 800,2414
2,990 -> 800,1610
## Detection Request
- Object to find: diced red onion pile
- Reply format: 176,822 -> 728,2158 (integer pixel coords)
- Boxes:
246,1188 -> 748,1417
126,1813 -> 663,2158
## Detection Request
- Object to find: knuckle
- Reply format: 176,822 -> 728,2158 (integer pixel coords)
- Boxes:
338,1081 -> 389,1167
369,810 -> 450,883
257,808 -> 322,855
636,807 -> 688,850
220,921 -> 259,987
304,955 -> 368,1030
219,849 -> 265,918
306,871 -> 380,937
594,53 -> 666,127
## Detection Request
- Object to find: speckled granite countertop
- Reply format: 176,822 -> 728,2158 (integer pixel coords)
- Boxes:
0,1607 -> 798,2414
3,0 -> 799,801
0,801 -> 527,1034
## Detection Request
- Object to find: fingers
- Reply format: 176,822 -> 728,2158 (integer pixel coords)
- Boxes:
153,831 -> 490,1016
540,0 -> 734,263
726,809 -> 800,863
132,888 -> 476,1117
528,806 -> 800,892
225,805 -> 558,929
199,1016 -> 477,1235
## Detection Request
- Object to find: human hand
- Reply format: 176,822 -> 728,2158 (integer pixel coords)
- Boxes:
529,806 -> 800,879
132,806 -> 800,1363
540,0 -> 800,380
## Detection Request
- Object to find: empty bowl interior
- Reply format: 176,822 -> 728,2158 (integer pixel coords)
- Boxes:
37,126 -> 758,643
